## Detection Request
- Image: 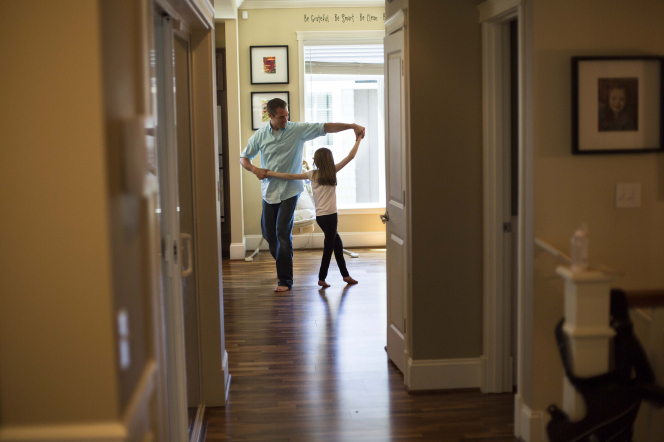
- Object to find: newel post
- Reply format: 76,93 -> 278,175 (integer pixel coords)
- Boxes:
555,266 -> 615,420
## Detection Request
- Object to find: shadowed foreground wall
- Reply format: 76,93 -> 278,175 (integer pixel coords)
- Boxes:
531,0 -> 664,412
408,0 -> 485,361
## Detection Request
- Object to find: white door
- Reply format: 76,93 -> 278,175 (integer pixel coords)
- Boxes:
384,28 -> 409,374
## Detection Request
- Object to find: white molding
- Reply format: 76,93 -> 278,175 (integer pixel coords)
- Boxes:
122,362 -> 157,430
244,231 -> 385,252
0,361 -> 157,441
222,350 -> 231,403
187,0 -> 215,29
480,5 -> 515,394
405,358 -> 480,391
478,0 -> 521,23
384,9 -> 405,35
0,424 -> 126,442
229,242 -> 245,260
241,0 -> 384,9
514,394 -> 545,442
338,206 -> 385,215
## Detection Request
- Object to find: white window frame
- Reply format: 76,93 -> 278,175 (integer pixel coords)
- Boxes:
297,30 -> 386,215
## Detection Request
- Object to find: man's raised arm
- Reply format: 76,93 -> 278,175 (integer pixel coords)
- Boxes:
323,123 -> 365,140
240,157 -> 269,180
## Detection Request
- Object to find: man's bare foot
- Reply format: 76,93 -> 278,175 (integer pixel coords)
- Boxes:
318,280 -> 330,288
343,276 -> 358,285
274,285 -> 290,292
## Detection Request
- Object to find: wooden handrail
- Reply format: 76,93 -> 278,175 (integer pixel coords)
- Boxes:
624,289 -> 664,308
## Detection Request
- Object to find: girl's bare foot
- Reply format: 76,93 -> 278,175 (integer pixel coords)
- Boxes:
318,280 -> 330,288
343,276 -> 358,285
274,285 -> 290,292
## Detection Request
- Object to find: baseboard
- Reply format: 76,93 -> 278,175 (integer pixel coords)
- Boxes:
0,424 -> 126,442
405,357 -> 480,391
229,242 -> 245,260
222,350 -> 231,404
0,363 -> 156,442
514,394 -> 545,442
243,231 -> 386,252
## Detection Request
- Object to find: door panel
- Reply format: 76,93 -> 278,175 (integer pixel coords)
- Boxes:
385,28 -> 408,375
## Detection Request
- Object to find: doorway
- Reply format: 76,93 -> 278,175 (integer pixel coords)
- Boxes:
153,9 -> 205,442
480,9 -> 522,394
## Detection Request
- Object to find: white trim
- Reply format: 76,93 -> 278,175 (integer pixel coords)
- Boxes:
122,362 -> 157,431
243,231 -> 385,252
517,2 -> 536,440
229,242 -> 245,260
0,424 -> 126,442
187,0 -> 215,29
514,394 -> 545,442
384,9 -> 405,35
405,358 -> 480,391
222,350 -> 231,403
480,4 -> 516,395
478,0 -> 521,23
0,364 -> 157,442
338,206 -> 385,215
241,0 -> 384,9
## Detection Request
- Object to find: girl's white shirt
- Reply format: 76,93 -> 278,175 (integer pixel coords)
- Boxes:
306,170 -> 337,216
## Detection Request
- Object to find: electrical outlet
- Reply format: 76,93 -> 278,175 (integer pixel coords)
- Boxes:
615,183 -> 641,208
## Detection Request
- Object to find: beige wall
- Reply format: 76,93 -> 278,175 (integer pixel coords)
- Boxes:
531,0 -> 664,411
408,0 -> 485,360
0,1 -> 119,424
237,7 -> 387,236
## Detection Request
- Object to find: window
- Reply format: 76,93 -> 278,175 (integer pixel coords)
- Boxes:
298,32 -> 386,211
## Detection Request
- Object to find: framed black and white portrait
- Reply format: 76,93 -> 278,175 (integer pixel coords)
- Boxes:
572,56 -> 664,154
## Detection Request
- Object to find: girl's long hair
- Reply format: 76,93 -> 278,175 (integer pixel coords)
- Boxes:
312,148 -> 336,186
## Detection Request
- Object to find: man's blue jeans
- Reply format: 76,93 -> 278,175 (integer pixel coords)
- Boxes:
261,195 -> 298,288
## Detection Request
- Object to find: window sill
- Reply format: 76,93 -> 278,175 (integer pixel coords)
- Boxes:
338,207 -> 385,215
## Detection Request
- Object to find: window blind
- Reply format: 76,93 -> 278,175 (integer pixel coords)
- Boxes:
304,44 -> 384,75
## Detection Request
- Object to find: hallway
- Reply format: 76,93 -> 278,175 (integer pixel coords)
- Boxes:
204,249 -> 516,441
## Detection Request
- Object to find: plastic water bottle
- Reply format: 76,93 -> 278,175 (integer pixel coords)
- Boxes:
570,224 -> 589,272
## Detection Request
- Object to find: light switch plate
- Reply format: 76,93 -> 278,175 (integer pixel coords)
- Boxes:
616,183 -> 641,208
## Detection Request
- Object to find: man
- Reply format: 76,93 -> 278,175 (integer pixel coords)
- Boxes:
240,98 -> 364,292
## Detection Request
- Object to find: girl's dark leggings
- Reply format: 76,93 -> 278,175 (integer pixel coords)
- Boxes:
315,213 -> 349,281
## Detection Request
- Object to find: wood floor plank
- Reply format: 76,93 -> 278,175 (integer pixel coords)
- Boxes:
203,248 -> 516,441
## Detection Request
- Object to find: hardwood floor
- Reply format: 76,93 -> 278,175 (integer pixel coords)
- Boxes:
204,248 -> 516,441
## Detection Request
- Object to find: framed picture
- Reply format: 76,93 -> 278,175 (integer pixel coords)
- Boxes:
572,56 -> 664,154
251,91 -> 290,130
250,45 -> 289,85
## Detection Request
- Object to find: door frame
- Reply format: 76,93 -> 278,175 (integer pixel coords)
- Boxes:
154,13 -> 191,442
155,0 -> 230,415
173,26 -> 208,442
478,0 -> 534,416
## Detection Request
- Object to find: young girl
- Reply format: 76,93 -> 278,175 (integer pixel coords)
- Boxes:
267,134 -> 363,288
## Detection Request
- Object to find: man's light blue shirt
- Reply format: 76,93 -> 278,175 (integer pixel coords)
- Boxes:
241,121 -> 326,204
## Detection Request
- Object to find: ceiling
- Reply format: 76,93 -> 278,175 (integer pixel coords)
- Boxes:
239,0 -> 384,9
215,0 -> 384,20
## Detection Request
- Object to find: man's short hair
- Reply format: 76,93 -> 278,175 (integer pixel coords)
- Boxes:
266,98 -> 288,117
